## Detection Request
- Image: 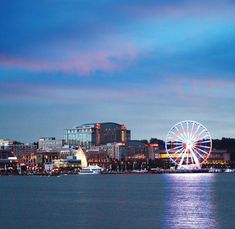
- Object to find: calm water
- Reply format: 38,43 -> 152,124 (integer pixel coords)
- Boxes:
0,174 -> 234,229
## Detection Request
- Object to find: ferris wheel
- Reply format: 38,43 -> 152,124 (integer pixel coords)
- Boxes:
165,120 -> 212,169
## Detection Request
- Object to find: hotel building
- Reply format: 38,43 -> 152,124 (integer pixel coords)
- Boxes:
64,122 -> 131,148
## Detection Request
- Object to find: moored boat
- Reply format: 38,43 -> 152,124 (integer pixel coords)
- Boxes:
79,165 -> 102,175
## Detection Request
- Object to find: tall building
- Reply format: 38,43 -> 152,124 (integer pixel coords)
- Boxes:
64,122 -> 131,148
39,137 -> 64,150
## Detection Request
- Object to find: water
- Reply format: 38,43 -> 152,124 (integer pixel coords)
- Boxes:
0,174 -> 234,229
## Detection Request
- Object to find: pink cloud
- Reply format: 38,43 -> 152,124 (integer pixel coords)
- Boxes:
0,43 -> 137,75
117,1 -> 235,21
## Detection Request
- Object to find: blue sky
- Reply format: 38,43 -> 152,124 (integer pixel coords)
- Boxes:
0,0 -> 235,142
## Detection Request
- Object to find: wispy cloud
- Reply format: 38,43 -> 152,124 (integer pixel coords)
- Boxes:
0,43 -> 137,74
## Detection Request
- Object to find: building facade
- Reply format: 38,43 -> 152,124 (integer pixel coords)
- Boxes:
0,149 -> 18,174
39,137 -> 64,150
64,122 -> 131,148
123,141 -> 158,161
156,149 -> 231,168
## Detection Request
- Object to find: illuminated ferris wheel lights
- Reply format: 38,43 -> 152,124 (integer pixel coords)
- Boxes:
165,120 -> 212,170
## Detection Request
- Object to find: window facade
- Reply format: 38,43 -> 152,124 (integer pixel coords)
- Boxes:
64,122 -> 131,149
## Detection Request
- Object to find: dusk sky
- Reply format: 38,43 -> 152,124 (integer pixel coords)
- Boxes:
1,0 -> 235,143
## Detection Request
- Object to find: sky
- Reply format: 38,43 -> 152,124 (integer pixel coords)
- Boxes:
0,0 -> 235,143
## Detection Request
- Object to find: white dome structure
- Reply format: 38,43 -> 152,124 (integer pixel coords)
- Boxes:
73,147 -> 88,168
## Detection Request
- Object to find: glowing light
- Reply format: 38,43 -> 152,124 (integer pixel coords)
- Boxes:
165,120 -> 212,170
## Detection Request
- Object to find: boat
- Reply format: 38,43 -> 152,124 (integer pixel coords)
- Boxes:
79,165 -> 102,175
208,167 -> 222,173
224,168 -> 234,173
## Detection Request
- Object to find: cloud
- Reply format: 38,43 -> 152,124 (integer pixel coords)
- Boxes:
1,0 -> 235,77
116,0 -> 235,21
0,42 -> 137,75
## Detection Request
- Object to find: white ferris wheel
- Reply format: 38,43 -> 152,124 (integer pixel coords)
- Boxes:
165,120 -> 212,169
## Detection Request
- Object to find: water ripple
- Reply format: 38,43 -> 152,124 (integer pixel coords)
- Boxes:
162,174 -> 218,229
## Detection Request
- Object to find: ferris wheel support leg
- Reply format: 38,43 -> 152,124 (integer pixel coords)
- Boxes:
190,148 -> 201,169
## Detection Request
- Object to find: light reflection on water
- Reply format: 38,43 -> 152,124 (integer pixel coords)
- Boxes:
162,174 -> 218,229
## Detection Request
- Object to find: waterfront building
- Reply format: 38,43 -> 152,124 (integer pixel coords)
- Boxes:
86,141 -> 157,168
123,140 -> 158,161
0,139 -> 37,167
156,149 -> 231,168
86,148 -> 110,167
39,137 -> 64,150
204,149 -> 231,167
89,143 -> 125,161
0,149 -> 18,174
11,144 -> 37,163
52,158 -> 81,171
64,122 -> 131,148
59,147 -> 73,159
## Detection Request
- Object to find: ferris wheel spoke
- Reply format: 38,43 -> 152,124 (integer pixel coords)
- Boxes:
186,151 -> 190,165
175,125 -> 185,140
196,140 -> 211,144
193,148 -> 205,159
167,145 -> 183,153
190,148 -> 201,167
167,140 -> 183,145
189,149 -> 195,164
186,122 -> 190,139
174,149 -> 185,164
174,148 -> 185,161
190,121 -> 195,139
198,145 -> 210,149
171,145 -> 184,151
191,124 -> 201,141
167,141 -> 181,145
196,147 -> 209,156
189,151 -> 194,164
180,123 -> 188,140
197,129 -> 209,140
169,129 -> 185,142
167,142 -> 182,146
175,126 -> 186,141
167,136 -> 184,143
178,149 -> 187,166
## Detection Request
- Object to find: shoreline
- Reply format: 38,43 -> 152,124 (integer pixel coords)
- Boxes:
0,169 -> 234,176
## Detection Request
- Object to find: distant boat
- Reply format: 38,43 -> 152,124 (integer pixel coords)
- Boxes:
208,167 -> 222,173
224,168 -> 234,173
79,165 -> 102,175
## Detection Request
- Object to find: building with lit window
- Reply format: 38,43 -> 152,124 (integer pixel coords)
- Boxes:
88,143 -> 125,161
122,141 -> 158,161
0,139 -> 37,166
39,137 -> 64,150
156,149 -> 231,168
64,122 -> 131,148
0,149 -> 18,174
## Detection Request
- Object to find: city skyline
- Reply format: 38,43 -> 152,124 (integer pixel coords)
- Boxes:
1,1 -> 235,142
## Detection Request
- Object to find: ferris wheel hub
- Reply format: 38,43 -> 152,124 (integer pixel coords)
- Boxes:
185,140 -> 193,149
